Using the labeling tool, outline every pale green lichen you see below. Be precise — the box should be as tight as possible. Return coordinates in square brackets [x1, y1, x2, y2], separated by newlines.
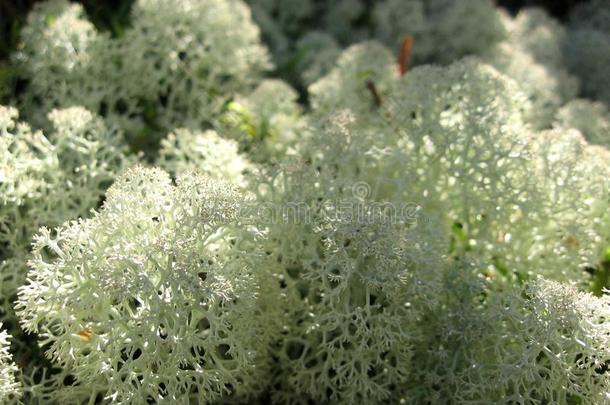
[17, 166, 279, 404]
[0, 325, 21, 404]
[3, 2, 610, 404]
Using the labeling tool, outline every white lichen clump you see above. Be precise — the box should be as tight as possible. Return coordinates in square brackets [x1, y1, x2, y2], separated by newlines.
[118, 0, 271, 133]
[307, 42, 610, 284]
[220, 79, 305, 161]
[0, 105, 129, 341]
[14, 0, 271, 144]
[17, 167, 278, 403]
[12, 0, 109, 129]
[158, 128, 251, 186]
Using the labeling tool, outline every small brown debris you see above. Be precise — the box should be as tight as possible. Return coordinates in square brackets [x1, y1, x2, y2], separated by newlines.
[366, 80, 383, 107]
[77, 328, 93, 342]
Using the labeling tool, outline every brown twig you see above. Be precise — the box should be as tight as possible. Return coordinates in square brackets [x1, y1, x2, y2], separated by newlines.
[398, 36, 414, 76]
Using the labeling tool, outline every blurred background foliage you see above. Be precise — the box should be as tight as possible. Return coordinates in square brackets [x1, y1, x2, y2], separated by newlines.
[0, 0, 590, 63]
